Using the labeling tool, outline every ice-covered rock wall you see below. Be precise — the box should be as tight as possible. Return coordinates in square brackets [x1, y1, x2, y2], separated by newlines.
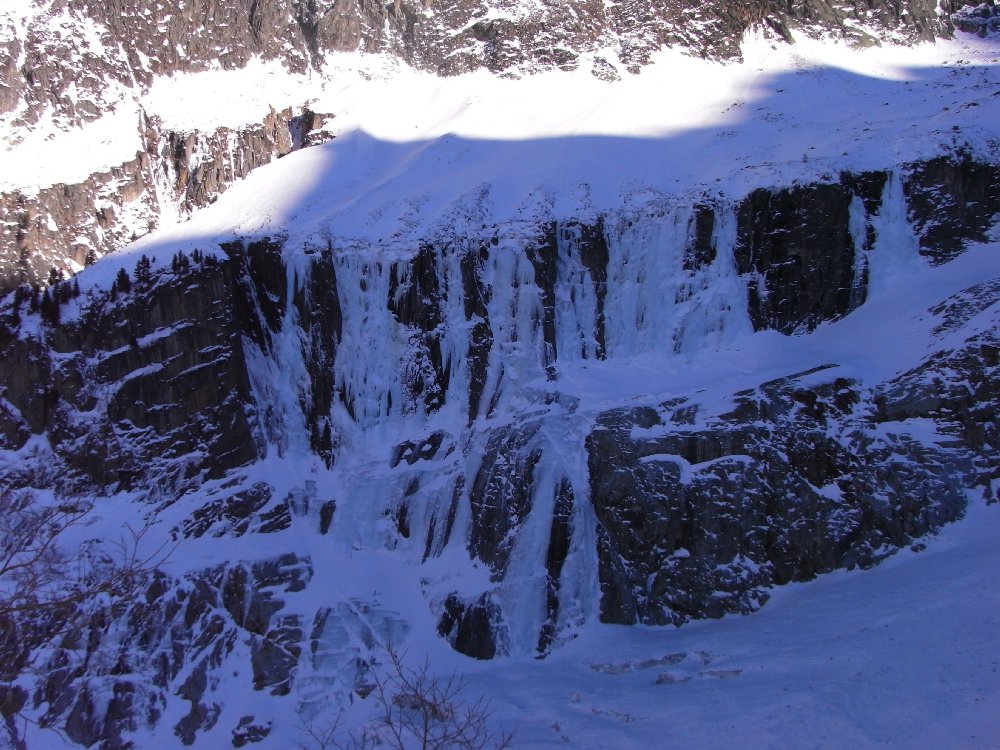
[0, 151, 998, 745]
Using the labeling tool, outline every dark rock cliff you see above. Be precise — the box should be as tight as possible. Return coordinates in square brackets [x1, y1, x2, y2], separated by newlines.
[904, 151, 1000, 263]
[735, 179, 880, 333]
[0, 252, 262, 493]
[586, 366, 971, 626]
[1, 148, 993, 500]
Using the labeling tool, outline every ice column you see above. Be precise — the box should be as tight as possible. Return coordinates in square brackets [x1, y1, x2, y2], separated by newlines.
[554, 222, 603, 362]
[673, 203, 753, 354]
[868, 170, 923, 295]
[603, 205, 694, 359]
[333, 255, 410, 428]
[243, 258, 311, 457]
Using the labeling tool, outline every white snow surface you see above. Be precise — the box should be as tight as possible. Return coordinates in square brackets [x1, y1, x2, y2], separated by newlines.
[133, 31, 1000, 249]
[3, 28, 999, 203]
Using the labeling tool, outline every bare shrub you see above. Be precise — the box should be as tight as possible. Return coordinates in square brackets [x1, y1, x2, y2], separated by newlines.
[0, 486, 170, 744]
[298, 646, 513, 750]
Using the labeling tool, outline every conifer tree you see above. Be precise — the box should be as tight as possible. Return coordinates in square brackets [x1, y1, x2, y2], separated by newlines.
[10, 288, 23, 327]
[17, 249, 31, 285]
[115, 267, 132, 294]
[40, 289, 59, 326]
[134, 255, 152, 287]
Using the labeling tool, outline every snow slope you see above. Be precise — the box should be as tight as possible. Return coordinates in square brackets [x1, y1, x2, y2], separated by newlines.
[4, 29, 999, 203]
[134, 31, 997, 247]
[477, 496, 1000, 750]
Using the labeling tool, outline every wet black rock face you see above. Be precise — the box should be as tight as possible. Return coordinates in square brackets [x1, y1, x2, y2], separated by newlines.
[730, 153, 999, 334]
[437, 592, 504, 660]
[903, 152, 1000, 264]
[586, 366, 972, 626]
[736, 182, 866, 333]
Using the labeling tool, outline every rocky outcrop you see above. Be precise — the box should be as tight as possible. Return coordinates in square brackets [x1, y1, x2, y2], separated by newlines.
[33, 554, 311, 750]
[0, 251, 262, 493]
[586, 367, 970, 626]
[0, 107, 331, 294]
[0, 152, 157, 292]
[157, 108, 298, 218]
[880, 277, 1000, 501]
[735, 178, 882, 333]
[903, 151, 1000, 263]
[949, 1, 1000, 37]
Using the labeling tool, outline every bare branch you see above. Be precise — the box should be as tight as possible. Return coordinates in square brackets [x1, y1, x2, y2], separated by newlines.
[297, 645, 512, 750]
[0, 486, 173, 748]
[362, 645, 513, 750]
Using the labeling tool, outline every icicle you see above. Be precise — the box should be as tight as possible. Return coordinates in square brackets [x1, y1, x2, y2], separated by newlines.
[603, 205, 692, 358]
[242, 251, 311, 457]
[554, 222, 602, 362]
[435, 239, 482, 425]
[674, 202, 753, 354]
[493, 450, 560, 654]
[547, 413, 600, 646]
[333, 256, 410, 428]
[276, 261, 312, 455]
[868, 170, 923, 296]
[491, 411, 600, 656]
[601, 202, 751, 360]
[848, 193, 870, 311]
[474, 237, 549, 417]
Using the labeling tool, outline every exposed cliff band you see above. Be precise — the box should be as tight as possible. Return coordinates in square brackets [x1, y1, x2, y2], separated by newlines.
[0, 107, 336, 293]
